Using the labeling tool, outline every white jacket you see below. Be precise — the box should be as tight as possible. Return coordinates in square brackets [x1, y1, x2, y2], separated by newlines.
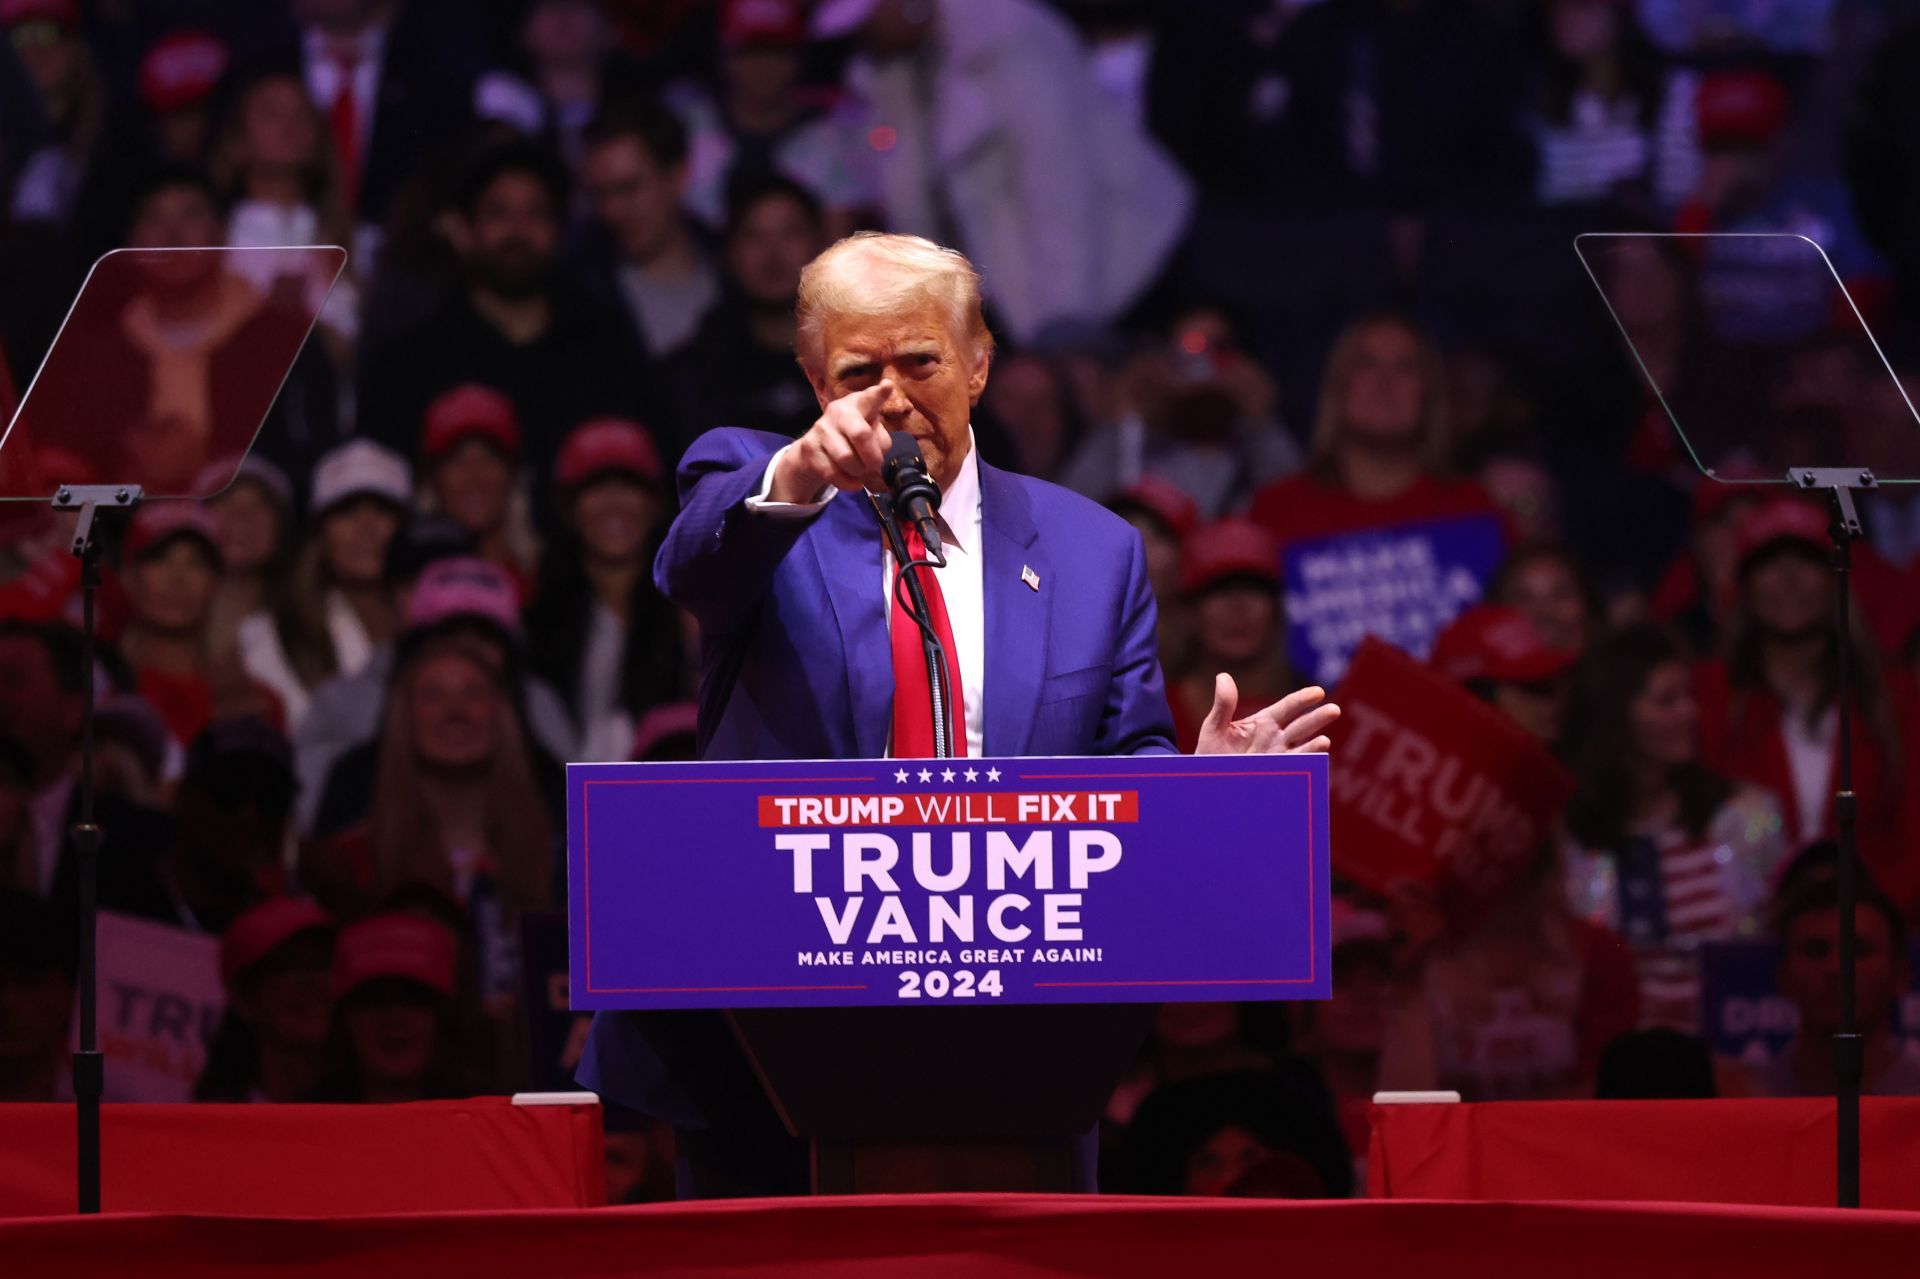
[849, 0, 1193, 344]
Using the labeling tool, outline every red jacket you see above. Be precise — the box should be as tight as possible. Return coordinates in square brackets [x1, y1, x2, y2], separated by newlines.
[1694, 659, 1920, 915]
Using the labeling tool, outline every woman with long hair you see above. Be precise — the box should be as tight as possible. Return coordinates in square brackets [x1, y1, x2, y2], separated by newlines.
[201, 456, 297, 678]
[194, 897, 335, 1103]
[1247, 312, 1500, 553]
[116, 503, 281, 748]
[1564, 623, 1788, 1029]
[524, 418, 689, 759]
[1696, 498, 1920, 914]
[1375, 841, 1640, 1102]
[238, 441, 410, 728]
[1524, 0, 1692, 209]
[211, 61, 360, 359]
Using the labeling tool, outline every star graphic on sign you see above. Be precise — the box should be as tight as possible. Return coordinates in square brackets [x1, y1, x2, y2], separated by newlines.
[941, 768, 956, 782]
[894, 769, 909, 783]
[986, 767, 1002, 782]
[963, 768, 979, 782]
[918, 768, 933, 783]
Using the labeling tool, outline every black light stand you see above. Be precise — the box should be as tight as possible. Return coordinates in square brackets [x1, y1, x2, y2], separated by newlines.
[1791, 466, 1871, 1209]
[52, 482, 142, 1214]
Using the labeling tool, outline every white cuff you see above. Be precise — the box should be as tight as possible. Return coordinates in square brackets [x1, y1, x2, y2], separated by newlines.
[743, 444, 835, 516]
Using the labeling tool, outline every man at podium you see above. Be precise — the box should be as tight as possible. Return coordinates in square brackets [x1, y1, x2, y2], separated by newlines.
[580, 231, 1337, 1194]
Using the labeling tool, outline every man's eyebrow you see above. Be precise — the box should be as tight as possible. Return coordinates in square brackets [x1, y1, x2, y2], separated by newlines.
[832, 357, 878, 378]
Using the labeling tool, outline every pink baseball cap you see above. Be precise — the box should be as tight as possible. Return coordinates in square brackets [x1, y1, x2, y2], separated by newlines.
[332, 913, 458, 999]
[138, 29, 228, 113]
[422, 383, 521, 463]
[220, 897, 334, 988]
[123, 501, 223, 564]
[1430, 605, 1576, 686]
[1181, 519, 1280, 593]
[1735, 495, 1829, 568]
[405, 555, 521, 635]
[555, 418, 663, 490]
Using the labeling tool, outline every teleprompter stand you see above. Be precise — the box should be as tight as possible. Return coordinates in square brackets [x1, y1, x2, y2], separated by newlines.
[1791, 467, 1874, 1209]
[53, 483, 142, 1214]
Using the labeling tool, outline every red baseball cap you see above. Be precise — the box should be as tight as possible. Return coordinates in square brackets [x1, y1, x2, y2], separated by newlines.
[124, 501, 223, 564]
[220, 897, 334, 988]
[1430, 604, 1576, 685]
[1735, 495, 1829, 569]
[722, 0, 806, 48]
[333, 913, 458, 999]
[1696, 69, 1789, 149]
[138, 29, 229, 113]
[1110, 475, 1200, 542]
[555, 418, 664, 490]
[1182, 519, 1280, 594]
[422, 384, 521, 463]
[0, 0, 77, 29]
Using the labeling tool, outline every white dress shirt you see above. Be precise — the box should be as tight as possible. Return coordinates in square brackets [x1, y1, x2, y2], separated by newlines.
[302, 23, 387, 157]
[747, 433, 986, 757]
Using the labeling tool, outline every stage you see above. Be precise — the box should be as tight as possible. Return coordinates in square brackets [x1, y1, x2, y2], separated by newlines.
[1, 1193, 1916, 1278]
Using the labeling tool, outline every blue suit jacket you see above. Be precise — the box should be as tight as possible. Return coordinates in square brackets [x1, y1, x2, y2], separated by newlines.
[578, 429, 1175, 1135]
[659, 427, 1176, 760]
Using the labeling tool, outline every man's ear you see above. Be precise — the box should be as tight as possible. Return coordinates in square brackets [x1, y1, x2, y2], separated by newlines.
[967, 341, 993, 406]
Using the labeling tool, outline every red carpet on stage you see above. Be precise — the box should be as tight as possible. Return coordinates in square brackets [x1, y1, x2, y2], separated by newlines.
[1369, 1097, 1920, 1209]
[0, 1194, 1917, 1279]
[0, 1099, 605, 1218]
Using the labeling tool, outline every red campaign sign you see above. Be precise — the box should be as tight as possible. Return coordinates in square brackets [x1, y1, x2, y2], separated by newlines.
[1327, 636, 1574, 902]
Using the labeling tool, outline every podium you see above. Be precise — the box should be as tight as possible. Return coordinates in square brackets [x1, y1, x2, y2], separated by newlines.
[568, 754, 1330, 1194]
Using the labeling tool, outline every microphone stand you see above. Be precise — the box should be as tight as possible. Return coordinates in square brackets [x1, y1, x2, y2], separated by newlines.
[1792, 466, 1870, 1209]
[870, 496, 956, 758]
[53, 482, 142, 1214]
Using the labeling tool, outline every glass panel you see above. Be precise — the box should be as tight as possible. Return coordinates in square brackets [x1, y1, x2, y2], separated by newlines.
[1574, 232, 1920, 484]
[0, 246, 347, 500]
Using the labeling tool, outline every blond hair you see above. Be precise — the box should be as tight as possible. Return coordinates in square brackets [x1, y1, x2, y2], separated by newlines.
[1307, 312, 1452, 476]
[795, 232, 992, 376]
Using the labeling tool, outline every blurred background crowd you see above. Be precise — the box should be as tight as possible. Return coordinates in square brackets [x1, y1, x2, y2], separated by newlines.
[4, 0, 1920, 1205]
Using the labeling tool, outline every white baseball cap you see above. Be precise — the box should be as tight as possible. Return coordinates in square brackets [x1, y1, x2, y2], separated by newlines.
[310, 440, 412, 516]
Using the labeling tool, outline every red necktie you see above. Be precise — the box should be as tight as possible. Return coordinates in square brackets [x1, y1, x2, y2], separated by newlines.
[328, 49, 362, 216]
[890, 522, 967, 758]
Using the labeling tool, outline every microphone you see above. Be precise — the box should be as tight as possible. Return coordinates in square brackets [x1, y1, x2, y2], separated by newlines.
[882, 431, 944, 562]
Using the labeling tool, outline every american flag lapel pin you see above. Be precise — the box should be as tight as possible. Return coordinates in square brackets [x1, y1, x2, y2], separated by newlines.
[1021, 564, 1041, 592]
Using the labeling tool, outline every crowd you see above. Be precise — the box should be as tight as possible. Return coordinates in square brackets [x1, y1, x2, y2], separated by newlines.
[3, 0, 1920, 1204]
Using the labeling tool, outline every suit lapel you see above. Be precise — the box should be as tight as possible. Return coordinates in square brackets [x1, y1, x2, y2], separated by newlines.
[811, 495, 891, 759]
[980, 464, 1047, 757]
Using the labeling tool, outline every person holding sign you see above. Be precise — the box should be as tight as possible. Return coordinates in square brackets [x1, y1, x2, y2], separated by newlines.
[582, 231, 1337, 1195]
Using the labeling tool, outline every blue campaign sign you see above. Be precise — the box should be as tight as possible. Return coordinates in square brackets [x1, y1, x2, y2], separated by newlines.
[1282, 513, 1506, 687]
[1699, 940, 1920, 1070]
[567, 755, 1330, 1010]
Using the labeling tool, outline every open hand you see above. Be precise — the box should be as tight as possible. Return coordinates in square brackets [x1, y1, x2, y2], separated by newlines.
[1193, 674, 1340, 755]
